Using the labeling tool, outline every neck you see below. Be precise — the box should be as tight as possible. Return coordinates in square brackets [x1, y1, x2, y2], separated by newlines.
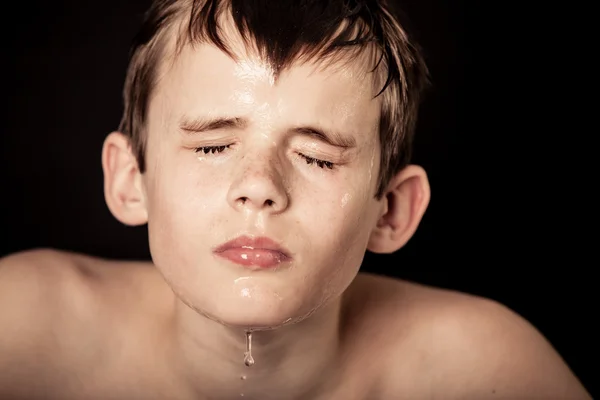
[171, 297, 346, 399]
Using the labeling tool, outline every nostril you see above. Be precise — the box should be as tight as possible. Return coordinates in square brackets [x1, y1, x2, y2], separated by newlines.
[265, 200, 274, 207]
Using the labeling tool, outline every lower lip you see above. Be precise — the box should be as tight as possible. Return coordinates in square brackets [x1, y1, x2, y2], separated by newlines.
[214, 248, 291, 268]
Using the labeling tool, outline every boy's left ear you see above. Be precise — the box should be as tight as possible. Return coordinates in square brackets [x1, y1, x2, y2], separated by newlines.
[367, 165, 430, 253]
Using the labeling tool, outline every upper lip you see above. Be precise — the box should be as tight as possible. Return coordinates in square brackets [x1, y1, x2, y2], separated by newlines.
[214, 235, 291, 257]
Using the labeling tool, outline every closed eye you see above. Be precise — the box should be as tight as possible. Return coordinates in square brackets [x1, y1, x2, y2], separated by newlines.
[298, 153, 335, 170]
[194, 145, 335, 170]
[194, 145, 232, 154]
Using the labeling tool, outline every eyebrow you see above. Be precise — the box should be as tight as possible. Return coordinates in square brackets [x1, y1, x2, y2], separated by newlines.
[179, 116, 357, 149]
[290, 126, 357, 149]
[179, 116, 247, 133]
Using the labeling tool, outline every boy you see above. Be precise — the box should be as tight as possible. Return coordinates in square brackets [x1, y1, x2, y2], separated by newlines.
[0, 0, 591, 398]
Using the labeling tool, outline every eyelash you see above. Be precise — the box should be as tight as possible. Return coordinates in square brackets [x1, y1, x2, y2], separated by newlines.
[194, 145, 232, 154]
[193, 145, 335, 170]
[298, 154, 335, 169]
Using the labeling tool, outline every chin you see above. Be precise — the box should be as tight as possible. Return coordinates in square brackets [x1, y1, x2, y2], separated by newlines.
[177, 284, 321, 331]
[209, 295, 310, 330]
[156, 254, 334, 330]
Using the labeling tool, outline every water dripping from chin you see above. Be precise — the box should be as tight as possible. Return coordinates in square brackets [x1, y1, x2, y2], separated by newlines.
[243, 330, 255, 366]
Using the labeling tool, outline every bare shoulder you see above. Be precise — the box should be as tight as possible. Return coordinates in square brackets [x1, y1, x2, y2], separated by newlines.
[0, 248, 96, 334]
[0, 247, 166, 339]
[0, 248, 167, 396]
[349, 273, 591, 399]
[0, 247, 157, 318]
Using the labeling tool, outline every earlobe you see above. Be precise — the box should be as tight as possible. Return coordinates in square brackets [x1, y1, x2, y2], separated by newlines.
[367, 165, 430, 253]
[101, 132, 148, 226]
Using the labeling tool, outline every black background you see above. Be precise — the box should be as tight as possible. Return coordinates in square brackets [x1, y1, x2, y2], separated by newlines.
[1, 0, 595, 396]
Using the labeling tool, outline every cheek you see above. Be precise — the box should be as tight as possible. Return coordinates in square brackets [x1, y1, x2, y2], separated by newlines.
[329, 196, 375, 256]
[148, 150, 224, 208]
[293, 197, 373, 308]
[299, 183, 377, 273]
[144, 155, 229, 250]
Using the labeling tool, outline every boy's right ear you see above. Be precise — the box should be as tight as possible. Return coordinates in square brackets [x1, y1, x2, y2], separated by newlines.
[101, 132, 148, 226]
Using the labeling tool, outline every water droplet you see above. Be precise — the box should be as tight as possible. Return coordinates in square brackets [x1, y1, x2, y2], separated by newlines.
[244, 330, 255, 367]
[240, 375, 247, 380]
[244, 353, 255, 366]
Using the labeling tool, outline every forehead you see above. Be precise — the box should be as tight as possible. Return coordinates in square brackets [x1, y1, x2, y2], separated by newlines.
[150, 38, 381, 137]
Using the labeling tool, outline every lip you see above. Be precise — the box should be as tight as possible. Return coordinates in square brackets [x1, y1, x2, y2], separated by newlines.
[213, 236, 292, 269]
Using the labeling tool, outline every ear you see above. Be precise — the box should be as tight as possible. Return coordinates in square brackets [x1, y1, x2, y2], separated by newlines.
[367, 165, 430, 253]
[101, 132, 148, 226]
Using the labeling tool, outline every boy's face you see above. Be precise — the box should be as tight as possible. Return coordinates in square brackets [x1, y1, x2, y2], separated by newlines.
[140, 42, 385, 328]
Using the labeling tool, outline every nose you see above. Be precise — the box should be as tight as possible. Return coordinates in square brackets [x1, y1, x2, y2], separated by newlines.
[227, 152, 289, 214]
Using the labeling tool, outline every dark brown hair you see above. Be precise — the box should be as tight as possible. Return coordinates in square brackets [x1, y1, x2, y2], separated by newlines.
[119, 0, 429, 198]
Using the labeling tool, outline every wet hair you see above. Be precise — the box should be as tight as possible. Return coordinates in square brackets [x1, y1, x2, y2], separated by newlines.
[119, 0, 429, 198]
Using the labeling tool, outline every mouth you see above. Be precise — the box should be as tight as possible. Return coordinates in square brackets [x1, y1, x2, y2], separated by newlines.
[213, 235, 292, 269]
